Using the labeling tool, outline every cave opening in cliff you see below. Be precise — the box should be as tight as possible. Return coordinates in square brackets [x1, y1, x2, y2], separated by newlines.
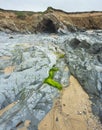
[40, 19, 57, 33]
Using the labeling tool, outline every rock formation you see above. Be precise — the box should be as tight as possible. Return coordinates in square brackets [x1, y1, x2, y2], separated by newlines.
[56, 30, 102, 121]
[0, 7, 102, 33]
[0, 7, 102, 130]
[0, 38, 69, 130]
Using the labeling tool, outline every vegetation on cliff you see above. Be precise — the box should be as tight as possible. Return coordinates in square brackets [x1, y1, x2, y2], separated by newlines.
[0, 7, 102, 33]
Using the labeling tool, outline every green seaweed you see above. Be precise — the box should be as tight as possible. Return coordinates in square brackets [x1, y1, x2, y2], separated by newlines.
[54, 52, 65, 59]
[49, 67, 59, 78]
[59, 53, 65, 58]
[44, 67, 62, 90]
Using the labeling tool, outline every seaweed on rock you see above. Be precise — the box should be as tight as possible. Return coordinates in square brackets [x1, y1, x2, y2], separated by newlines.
[44, 67, 62, 90]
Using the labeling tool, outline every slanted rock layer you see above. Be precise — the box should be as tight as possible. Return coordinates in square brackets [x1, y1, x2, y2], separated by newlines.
[0, 7, 102, 33]
[0, 40, 69, 130]
[0, 7, 102, 129]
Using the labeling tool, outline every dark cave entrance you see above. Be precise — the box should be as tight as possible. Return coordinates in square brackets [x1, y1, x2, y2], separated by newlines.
[40, 19, 57, 33]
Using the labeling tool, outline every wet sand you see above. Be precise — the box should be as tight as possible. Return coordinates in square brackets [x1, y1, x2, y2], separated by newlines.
[39, 76, 102, 130]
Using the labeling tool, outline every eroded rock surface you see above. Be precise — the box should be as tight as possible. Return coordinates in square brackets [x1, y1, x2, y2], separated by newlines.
[0, 41, 69, 130]
[0, 30, 102, 129]
[0, 8, 102, 33]
[56, 30, 102, 121]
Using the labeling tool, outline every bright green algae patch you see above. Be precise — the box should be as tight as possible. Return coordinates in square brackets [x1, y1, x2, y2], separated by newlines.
[44, 67, 62, 90]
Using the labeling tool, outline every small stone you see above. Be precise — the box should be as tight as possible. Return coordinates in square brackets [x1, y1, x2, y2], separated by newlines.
[56, 117, 59, 122]
[77, 111, 82, 115]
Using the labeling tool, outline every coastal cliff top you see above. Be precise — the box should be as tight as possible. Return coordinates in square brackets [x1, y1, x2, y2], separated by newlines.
[0, 7, 102, 33]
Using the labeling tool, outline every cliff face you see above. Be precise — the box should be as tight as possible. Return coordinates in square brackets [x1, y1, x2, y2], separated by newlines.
[0, 8, 102, 33]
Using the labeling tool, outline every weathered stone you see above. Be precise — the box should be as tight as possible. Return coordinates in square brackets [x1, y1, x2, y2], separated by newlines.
[0, 30, 102, 129]
[0, 41, 70, 130]
[58, 33, 102, 121]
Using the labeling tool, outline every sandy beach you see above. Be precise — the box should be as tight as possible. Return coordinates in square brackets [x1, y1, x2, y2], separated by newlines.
[39, 76, 102, 130]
